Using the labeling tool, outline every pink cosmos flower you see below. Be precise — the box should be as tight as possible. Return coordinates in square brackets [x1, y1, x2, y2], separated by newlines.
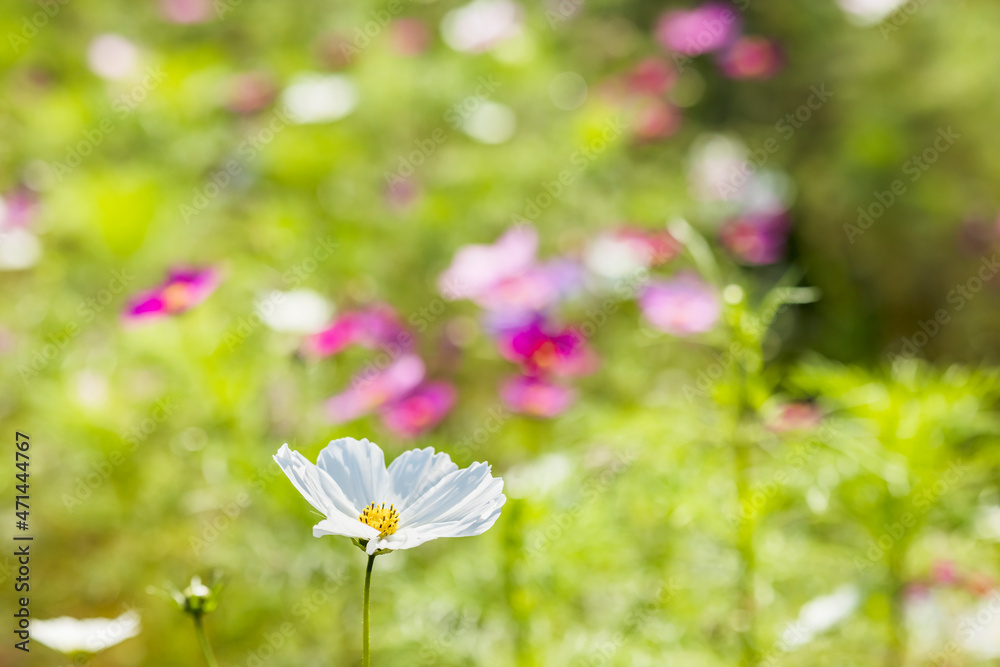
[494, 315, 596, 377]
[123, 267, 220, 323]
[379, 381, 457, 438]
[159, 0, 212, 23]
[390, 18, 432, 56]
[632, 98, 682, 142]
[501, 375, 576, 418]
[719, 213, 790, 265]
[326, 355, 425, 424]
[474, 259, 584, 313]
[639, 273, 721, 336]
[718, 36, 784, 80]
[304, 305, 412, 358]
[625, 58, 678, 97]
[438, 225, 538, 302]
[1, 188, 39, 229]
[226, 72, 277, 114]
[768, 402, 823, 433]
[655, 2, 741, 56]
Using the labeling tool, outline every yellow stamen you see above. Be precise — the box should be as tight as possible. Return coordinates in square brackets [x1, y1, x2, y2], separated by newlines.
[358, 502, 399, 538]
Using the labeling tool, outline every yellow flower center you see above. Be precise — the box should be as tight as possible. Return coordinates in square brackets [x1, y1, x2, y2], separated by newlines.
[359, 502, 399, 537]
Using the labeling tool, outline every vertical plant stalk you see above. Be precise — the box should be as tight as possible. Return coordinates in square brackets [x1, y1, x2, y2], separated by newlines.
[363, 554, 376, 667]
[729, 318, 758, 667]
[884, 498, 910, 667]
[193, 615, 219, 667]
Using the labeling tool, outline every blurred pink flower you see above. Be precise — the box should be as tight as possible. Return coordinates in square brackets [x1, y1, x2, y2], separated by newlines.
[501, 375, 575, 418]
[391, 18, 432, 56]
[632, 98, 682, 141]
[720, 213, 790, 265]
[326, 354, 425, 424]
[123, 267, 220, 323]
[438, 225, 538, 301]
[379, 381, 457, 437]
[474, 259, 584, 313]
[226, 72, 277, 114]
[585, 226, 680, 279]
[494, 316, 596, 377]
[1, 188, 39, 229]
[625, 58, 677, 97]
[639, 273, 721, 336]
[718, 36, 784, 80]
[655, 2, 741, 56]
[931, 560, 958, 586]
[159, 0, 212, 24]
[768, 402, 822, 433]
[304, 305, 411, 358]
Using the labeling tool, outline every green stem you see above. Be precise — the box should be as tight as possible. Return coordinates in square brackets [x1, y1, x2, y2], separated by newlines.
[193, 615, 219, 667]
[363, 554, 376, 667]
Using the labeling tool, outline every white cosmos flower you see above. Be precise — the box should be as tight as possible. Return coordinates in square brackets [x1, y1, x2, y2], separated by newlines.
[274, 438, 505, 555]
[32, 611, 141, 655]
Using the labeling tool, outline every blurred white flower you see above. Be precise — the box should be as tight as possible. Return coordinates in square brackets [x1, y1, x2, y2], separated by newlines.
[441, 0, 523, 53]
[259, 289, 334, 334]
[687, 134, 748, 202]
[837, 0, 908, 24]
[0, 229, 42, 270]
[87, 34, 141, 80]
[32, 611, 141, 655]
[282, 74, 358, 124]
[958, 592, 1000, 659]
[504, 453, 573, 499]
[462, 101, 517, 144]
[975, 504, 1000, 541]
[274, 437, 505, 554]
[781, 585, 860, 649]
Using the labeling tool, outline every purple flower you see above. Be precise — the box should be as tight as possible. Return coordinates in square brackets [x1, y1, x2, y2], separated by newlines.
[639, 273, 721, 336]
[717, 36, 784, 80]
[493, 315, 596, 377]
[655, 2, 741, 56]
[379, 381, 457, 438]
[719, 213, 790, 265]
[304, 305, 411, 358]
[326, 355, 425, 424]
[123, 267, 220, 323]
[500, 375, 575, 418]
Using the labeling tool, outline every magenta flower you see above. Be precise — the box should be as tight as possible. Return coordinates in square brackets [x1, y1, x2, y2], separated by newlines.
[305, 305, 411, 358]
[326, 355, 425, 424]
[639, 273, 721, 336]
[718, 36, 784, 80]
[438, 225, 538, 302]
[719, 213, 790, 265]
[501, 375, 575, 418]
[123, 267, 220, 323]
[494, 316, 596, 377]
[379, 381, 457, 438]
[655, 2, 741, 56]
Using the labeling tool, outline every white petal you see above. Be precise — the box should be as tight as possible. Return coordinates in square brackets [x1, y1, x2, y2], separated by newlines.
[401, 462, 506, 529]
[313, 515, 379, 541]
[315, 437, 390, 509]
[383, 501, 504, 551]
[386, 447, 459, 510]
[273, 444, 361, 518]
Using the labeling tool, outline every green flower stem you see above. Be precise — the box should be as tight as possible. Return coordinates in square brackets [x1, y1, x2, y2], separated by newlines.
[193, 615, 219, 667]
[363, 553, 376, 667]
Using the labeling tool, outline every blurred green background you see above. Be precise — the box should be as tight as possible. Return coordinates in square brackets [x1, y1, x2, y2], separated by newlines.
[3, 0, 1000, 665]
